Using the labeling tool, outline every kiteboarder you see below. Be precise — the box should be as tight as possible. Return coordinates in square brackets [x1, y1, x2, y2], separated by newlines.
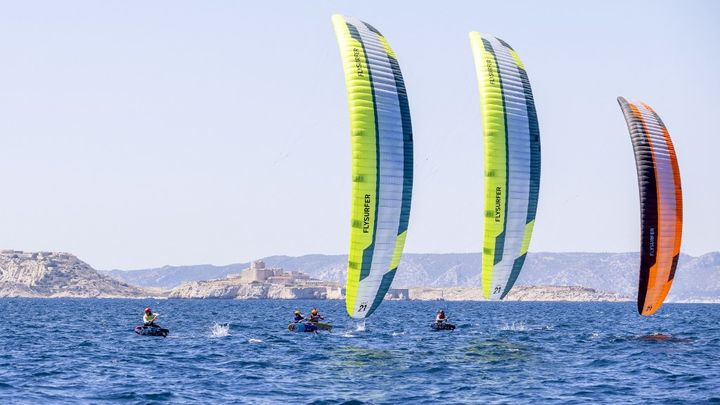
[430, 309, 455, 331]
[292, 310, 305, 323]
[308, 308, 324, 323]
[143, 307, 160, 327]
[435, 310, 448, 325]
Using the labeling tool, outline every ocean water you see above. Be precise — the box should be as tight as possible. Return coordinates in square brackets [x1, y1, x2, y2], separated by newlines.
[1, 299, 719, 404]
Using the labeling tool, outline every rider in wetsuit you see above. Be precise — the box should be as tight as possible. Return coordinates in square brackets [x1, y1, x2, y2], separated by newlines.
[435, 310, 448, 325]
[143, 307, 160, 327]
[308, 308, 324, 323]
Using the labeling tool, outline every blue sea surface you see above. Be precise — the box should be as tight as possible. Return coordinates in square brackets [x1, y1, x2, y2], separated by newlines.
[0, 299, 719, 404]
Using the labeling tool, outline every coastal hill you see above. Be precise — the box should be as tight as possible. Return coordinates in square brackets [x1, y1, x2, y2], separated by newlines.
[103, 252, 720, 302]
[0, 250, 146, 298]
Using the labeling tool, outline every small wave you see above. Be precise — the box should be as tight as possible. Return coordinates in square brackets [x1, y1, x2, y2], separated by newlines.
[248, 338, 263, 344]
[210, 323, 230, 338]
[354, 320, 366, 332]
[500, 321, 527, 332]
[392, 331, 406, 336]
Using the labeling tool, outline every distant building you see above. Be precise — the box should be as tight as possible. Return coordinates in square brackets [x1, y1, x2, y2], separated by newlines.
[226, 260, 314, 285]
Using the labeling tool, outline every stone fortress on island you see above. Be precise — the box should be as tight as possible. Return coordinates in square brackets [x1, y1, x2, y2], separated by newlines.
[167, 259, 334, 299]
[168, 259, 410, 300]
[226, 260, 311, 285]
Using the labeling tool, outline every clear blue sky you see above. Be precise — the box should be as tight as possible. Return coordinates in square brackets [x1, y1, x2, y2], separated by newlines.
[0, 1, 717, 269]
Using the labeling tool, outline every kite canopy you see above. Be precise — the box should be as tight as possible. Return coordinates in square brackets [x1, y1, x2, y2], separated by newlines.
[332, 15, 413, 319]
[618, 97, 683, 316]
[469, 33, 541, 300]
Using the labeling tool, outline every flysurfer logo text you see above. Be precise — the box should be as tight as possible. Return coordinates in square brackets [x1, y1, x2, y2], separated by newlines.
[363, 194, 371, 233]
[486, 58, 495, 85]
[494, 187, 502, 222]
[353, 48, 364, 77]
[648, 227, 655, 257]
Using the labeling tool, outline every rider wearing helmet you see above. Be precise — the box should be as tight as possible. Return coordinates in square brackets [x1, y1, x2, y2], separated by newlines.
[143, 307, 160, 326]
[308, 308, 324, 323]
[293, 310, 305, 323]
[435, 310, 447, 324]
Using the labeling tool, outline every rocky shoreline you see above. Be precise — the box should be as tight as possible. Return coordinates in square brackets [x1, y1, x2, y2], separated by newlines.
[1, 250, 714, 303]
[406, 285, 628, 302]
[167, 279, 345, 300]
[166, 277, 628, 302]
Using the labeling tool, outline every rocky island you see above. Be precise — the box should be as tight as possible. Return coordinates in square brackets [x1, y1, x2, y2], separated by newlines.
[167, 260, 628, 302]
[168, 260, 347, 299]
[0, 250, 147, 298]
